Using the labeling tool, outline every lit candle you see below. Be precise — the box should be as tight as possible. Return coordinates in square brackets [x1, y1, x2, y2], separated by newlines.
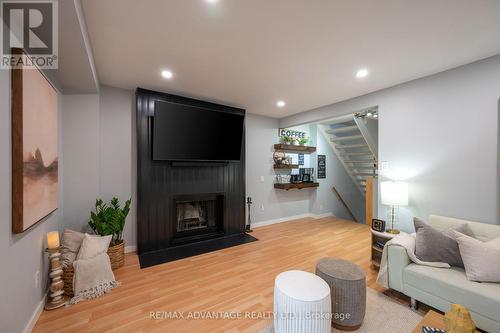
[47, 231, 60, 249]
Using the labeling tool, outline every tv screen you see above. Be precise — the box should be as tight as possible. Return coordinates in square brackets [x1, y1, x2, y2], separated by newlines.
[153, 101, 244, 161]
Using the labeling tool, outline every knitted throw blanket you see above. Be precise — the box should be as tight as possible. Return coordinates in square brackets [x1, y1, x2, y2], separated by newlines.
[70, 253, 120, 304]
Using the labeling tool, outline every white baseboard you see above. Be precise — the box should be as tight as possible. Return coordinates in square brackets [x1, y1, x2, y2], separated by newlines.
[125, 245, 137, 253]
[252, 212, 334, 229]
[24, 292, 47, 333]
[310, 212, 335, 219]
[251, 213, 311, 228]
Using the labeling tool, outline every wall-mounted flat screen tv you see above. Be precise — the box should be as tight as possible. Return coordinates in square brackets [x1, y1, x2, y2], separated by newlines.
[153, 100, 244, 161]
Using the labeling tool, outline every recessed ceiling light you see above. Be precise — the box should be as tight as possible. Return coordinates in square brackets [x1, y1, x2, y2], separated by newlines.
[366, 112, 373, 117]
[356, 68, 368, 78]
[277, 100, 286, 108]
[161, 70, 173, 79]
[206, 0, 219, 3]
[373, 114, 378, 118]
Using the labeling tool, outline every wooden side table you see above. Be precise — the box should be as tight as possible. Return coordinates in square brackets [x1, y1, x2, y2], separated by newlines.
[370, 229, 396, 269]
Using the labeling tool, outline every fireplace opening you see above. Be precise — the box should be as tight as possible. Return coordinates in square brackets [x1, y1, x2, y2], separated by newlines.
[173, 194, 224, 245]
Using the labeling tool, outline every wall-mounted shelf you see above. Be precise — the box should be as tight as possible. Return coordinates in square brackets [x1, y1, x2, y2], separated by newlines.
[273, 164, 299, 169]
[274, 182, 319, 190]
[274, 144, 316, 154]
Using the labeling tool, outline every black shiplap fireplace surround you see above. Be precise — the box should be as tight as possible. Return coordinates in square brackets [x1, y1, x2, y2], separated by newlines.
[136, 88, 256, 268]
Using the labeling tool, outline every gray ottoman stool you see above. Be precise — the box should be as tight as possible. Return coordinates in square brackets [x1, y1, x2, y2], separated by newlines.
[315, 258, 366, 331]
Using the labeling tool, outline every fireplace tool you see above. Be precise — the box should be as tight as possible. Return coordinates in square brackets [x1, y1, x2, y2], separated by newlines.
[246, 196, 253, 232]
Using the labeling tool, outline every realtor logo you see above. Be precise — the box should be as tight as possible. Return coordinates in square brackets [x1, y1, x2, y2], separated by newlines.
[1, 0, 58, 69]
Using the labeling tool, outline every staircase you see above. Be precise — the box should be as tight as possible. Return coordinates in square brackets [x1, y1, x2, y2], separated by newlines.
[319, 112, 378, 193]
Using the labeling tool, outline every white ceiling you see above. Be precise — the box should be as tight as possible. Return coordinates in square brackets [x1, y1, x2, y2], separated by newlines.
[81, 0, 500, 117]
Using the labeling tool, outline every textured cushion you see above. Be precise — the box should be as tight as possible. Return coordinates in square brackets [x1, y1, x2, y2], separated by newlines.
[455, 232, 500, 282]
[414, 218, 474, 267]
[77, 234, 112, 260]
[60, 229, 85, 268]
[403, 264, 500, 322]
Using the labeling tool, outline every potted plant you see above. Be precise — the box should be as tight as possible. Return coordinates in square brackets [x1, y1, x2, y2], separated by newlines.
[89, 197, 131, 269]
[292, 137, 300, 145]
[299, 137, 308, 146]
[282, 136, 293, 145]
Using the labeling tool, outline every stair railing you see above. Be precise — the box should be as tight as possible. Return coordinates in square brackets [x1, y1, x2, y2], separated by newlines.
[332, 186, 358, 222]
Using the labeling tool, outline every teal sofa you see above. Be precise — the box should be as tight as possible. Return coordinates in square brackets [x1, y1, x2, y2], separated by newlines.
[387, 215, 500, 333]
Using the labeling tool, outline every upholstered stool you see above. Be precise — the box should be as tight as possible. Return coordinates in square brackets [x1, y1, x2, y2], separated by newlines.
[316, 258, 366, 331]
[274, 270, 331, 333]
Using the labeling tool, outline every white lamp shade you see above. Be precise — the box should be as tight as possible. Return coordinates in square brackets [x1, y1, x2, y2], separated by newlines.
[381, 181, 408, 206]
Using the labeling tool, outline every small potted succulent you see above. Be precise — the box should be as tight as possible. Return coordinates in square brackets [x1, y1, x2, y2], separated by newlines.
[282, 136, 293, 145]
[89, 197, 131, 269]
[299, 137, 308, 146]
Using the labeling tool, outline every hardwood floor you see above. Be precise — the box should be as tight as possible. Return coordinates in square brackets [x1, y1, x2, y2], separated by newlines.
[33, 217, 381, 333]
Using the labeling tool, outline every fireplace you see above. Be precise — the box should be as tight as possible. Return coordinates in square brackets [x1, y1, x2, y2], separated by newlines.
[172, 194, 224, 245]
[137, 88, 257, 268]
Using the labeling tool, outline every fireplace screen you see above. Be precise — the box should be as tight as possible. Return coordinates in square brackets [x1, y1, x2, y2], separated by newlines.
[176, 199, 217, 232]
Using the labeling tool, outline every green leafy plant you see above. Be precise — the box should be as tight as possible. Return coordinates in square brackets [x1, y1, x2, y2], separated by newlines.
[282, 136, 293, 144]
[298, 137, 308, 145]
[88, 197, 131, 245]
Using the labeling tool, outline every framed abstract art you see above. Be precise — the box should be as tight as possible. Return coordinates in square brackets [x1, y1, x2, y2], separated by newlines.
[12, 48, 59, 233]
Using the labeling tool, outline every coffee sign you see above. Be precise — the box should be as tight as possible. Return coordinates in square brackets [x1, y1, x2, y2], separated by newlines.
[278, 128, 306, 139]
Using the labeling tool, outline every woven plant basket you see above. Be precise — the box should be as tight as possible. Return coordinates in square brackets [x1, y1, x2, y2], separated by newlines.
[107, 241, 125, 270]
[62, 266, 74, 297]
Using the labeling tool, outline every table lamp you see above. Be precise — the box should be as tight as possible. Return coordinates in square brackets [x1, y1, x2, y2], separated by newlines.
[380, 181, 408, 234]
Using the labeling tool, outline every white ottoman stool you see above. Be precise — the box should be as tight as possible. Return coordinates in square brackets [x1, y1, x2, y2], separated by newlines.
[274, 270, 331, 333]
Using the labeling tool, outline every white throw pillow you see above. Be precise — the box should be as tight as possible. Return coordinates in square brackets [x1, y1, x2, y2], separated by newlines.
[60, 229, 85, 268]
[76, 234, 112, 260]
[455, 232, 500, 282]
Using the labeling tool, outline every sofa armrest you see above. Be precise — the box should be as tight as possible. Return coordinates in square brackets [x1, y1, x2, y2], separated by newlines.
[387, 245, 411, 292]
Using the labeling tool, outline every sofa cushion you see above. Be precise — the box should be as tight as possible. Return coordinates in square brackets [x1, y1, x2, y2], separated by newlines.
[403, 263, 500, 322]
[455, 232, 500, 282]
[414, 218, 474, 267]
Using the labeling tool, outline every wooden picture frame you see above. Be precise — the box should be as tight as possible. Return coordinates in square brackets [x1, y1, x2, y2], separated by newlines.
[12, 48, 59, 233]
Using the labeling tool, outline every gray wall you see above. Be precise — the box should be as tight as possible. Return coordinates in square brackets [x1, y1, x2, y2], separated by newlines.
[99, 86, 136, 247]
[61, 94, 100, 232]
[60, 87, 136, 247]
[0, 70, 61, 333]
[281, 55, 500, 232]
[245, 114, 311, 223]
